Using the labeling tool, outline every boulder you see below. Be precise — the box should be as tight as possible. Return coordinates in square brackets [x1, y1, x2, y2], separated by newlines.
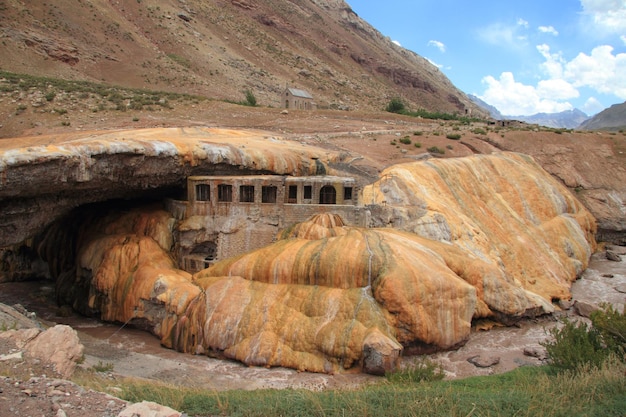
[574, 300, 598, 318]
[24, 325, 84, 378]
[606, 250, 622, 262]
[117, 401, 182, 417]
[467, 355, 500, 368]
[361, 328, 403, 376]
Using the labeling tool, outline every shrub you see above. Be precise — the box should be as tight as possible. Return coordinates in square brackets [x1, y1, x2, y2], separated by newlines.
[386, 358, 445, 383]
[446, 133, 461, 140]
[591, 304, 626, 357]
[45, 91, 56, 102]
[244, 89, 257, 107]
[472, 128, 487, 135]
[413, 131, 423, 136]
[414, 142, 422, 148]
[543, 319, 606, 370]
[427, 146, 445, 154]
[542, 305, 626, 372]
[385, 97, 405, 114]
[399, 136, 411, 145]
[93, 361, 114, 372]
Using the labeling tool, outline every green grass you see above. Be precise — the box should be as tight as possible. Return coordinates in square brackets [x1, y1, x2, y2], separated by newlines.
[72, 359, 625, 417]
[0, 70, 206, 110]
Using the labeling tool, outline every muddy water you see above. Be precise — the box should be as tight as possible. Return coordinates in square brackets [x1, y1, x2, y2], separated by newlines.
[1, 250, 624, 390]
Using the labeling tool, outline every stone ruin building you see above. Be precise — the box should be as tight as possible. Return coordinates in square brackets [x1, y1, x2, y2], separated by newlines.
[282, 87, 316, 110]
[167, 175, 368, 273]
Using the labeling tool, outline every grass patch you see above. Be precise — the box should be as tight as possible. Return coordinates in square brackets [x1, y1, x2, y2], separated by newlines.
[0, 70, 206, 112]
[72, 361, 626, 416]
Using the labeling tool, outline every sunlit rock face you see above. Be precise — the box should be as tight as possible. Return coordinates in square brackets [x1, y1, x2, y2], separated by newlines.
[363, 152, 597, 310]
[35, 152, 596, 375]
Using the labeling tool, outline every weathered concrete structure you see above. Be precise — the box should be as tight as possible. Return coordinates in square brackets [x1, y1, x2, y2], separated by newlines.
[170, 175, 368, 272]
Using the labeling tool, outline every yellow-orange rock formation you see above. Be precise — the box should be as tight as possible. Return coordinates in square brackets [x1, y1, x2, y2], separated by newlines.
[45, 152, 595, 375]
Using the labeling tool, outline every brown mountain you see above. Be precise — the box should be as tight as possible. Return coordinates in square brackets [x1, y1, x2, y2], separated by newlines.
[579, 101, 626, 131]
[0, 0, 484, 115]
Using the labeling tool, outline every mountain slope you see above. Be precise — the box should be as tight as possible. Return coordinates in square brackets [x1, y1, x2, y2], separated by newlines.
[579, 101, 626, 130]
[0, 0, 485, 115]
[468, 94, 503, 119]
[512, 109, 588, 129]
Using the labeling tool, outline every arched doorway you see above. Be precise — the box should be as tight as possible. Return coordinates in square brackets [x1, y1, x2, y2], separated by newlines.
[319, 185, 336, 204]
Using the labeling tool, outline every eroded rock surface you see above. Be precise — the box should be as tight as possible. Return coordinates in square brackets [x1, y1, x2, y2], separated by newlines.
[29, 152, 595, 374]
[0, 127, 345, 248]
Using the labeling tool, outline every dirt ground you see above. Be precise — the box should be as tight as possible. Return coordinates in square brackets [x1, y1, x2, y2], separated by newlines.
[1, 249, 624, 417]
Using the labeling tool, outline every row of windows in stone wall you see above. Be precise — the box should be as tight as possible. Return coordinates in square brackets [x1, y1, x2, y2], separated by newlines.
[195, 184, 279, 203]
[195, 183, 353, 205]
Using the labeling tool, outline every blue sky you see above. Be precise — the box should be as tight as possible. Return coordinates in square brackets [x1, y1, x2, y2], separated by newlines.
[346, 0, 626, 116]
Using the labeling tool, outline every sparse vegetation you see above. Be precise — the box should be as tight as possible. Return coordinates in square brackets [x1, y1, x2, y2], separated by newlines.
[92, 361, 114, 373]
[0, 70, 205, 117]
[385, 97, 405, 113]
[384, 99, 482, 123]
[542, 304, 625, 371]
[399, 136, 411, 145]
[385, 358, 445, 383]
[446, 133, 461, 140]
[427, 146, 445, 154]
[72, 360, 626, 416]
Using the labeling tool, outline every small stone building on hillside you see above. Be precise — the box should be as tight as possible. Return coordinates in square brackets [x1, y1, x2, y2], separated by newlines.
[283, 88, 316, 110]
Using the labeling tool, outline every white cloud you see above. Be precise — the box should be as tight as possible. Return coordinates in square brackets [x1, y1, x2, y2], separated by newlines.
[392, 40, 402, 47]
[621, 34, 626, 44]
[538, 25, 559, 36]
[537, 79, 579, 100]
[580, 0, 626, 35]
[479, 72, 574, 116]
[582, 96, 605, 115]
[536, 44, 626, 100]
[537, 44, 565, 78]
[477, 21, 528, 48]
[564, 45, 626, 99]
[427, 40, 446, 53]
[517, 18, 529, 28]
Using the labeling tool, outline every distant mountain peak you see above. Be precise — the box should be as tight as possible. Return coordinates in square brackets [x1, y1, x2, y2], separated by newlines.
[579, 101, 626, 131]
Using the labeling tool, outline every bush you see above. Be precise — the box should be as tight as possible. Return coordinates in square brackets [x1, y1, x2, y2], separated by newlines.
[399, 136, 411, 145]
[446, 133, 461, 140]
[591, 304, 626, 357]
[542, 305, 626, 371]
[386, 358, 445, 383]
[385, 97, 405, 114]
[427, 146, 445, 154]
[244, 89, 257, 107]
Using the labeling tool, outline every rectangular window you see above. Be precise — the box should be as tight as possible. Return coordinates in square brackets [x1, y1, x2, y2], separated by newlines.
[195, 184, 210, 201]
[262, 186, 277, 203]
[239, 185, 255, 203]
[218, 184, 232, 202]
[287, 185, 298, 203]
[344, 187, 353, 201]
[303, 185, 312, 200]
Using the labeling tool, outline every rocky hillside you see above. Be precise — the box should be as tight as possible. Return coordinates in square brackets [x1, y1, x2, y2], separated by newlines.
[0, 0, 484, 115]
[580, 101, 626, 131]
